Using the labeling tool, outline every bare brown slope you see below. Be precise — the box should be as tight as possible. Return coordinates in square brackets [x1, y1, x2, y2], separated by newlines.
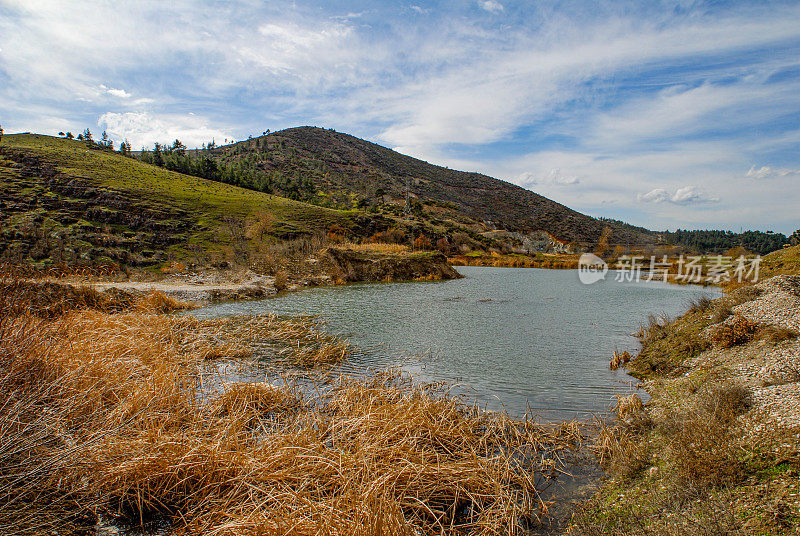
[213, 127, 656, 247]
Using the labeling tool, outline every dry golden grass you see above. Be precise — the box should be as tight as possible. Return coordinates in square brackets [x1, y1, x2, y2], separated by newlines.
[0, 278, 194, 318]
[340, 242, 410, 254]
[609, 350, 631, 370]
[448, 253, 579, 270]
[0, 278, 578, 534]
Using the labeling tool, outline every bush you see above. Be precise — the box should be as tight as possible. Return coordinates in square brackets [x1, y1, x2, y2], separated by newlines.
[666, 383, 750, 486]
[413, 234, 432, 250]
[274, 270, 288, 291]
[710, 315, 759, 348]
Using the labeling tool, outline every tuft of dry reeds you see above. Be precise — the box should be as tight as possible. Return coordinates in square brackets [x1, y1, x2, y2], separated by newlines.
[613, 393, 645, 423]
[609, 350, 632, 370]
[756, 324, 799, 344]
[206, 313, 353, 368]
[133, 290, 196, 314]
[0, 277, 578, 535]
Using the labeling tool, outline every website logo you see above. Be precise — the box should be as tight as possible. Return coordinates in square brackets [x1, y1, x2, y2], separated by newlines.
[578, 253, 608, 284]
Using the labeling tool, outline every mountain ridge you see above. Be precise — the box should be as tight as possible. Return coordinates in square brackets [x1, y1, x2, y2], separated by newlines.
[209, 126, 656, 247]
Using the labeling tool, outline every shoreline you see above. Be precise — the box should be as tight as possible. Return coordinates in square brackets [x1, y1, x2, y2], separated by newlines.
[572, 274, 800, 534]
[3, 265, 797, 533]
[0, 278, 583, 534]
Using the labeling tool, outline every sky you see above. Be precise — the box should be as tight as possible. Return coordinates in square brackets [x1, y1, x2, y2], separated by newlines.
[1, 0, 799, 234]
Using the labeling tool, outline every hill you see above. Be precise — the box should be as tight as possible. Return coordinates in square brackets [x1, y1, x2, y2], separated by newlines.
[0, 134, 354, 270]
[0, 134, 528, 276]
[762, 243, 800, 277]
[208, 126, 656, 247]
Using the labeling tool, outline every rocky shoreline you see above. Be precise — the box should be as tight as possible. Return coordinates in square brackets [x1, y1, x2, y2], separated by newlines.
[573, 274, 800, 534]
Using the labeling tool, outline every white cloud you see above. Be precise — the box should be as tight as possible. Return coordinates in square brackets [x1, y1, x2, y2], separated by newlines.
[670, 185, 720, 205]
[478, 1, 504, 14]
[637, 188, 671, 203]
[373, 8, 800, 152]
[409, 5, 429, 15]
[746, 165, 800, 179]
[106, 88, 131, 99]
[638, 186, 719, 205]
[517, 168, 579, 186]
[98, 111, 230, 149]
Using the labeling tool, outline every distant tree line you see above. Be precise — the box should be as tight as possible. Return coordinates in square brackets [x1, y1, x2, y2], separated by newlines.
[59, 128, 115, 151]
[662, 229, 788, 255]
[135, 139, 319, 201]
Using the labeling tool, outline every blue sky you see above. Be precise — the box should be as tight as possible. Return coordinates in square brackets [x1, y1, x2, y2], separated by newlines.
[1, 0, 799, 234]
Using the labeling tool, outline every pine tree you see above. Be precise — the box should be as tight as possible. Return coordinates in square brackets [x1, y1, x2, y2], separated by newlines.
[152, 143, 164, 167]
[100, 131, 112, 148]
[171, 139, 186, 156]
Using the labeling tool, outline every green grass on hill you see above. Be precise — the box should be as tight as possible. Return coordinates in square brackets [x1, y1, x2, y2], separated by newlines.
[762, 244, 800, 277]
[0, 134, 355, 269]
[5, 134, 352, 231]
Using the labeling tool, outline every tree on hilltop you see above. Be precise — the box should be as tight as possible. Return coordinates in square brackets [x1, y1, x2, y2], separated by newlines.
[171, 139, 186, 156]
[100, 131, 113, 149]
[152, 142, 164, 167]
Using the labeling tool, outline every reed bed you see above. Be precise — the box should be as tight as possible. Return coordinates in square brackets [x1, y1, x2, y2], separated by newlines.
[0, 278, 195, 317]
[608, 350, 631, 370]
[204, 314, 352, 368]
[0, 279, 579, 534]
[339, 242, 410, 254]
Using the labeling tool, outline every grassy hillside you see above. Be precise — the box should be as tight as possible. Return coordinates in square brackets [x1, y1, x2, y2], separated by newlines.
[762, 244, 800, 277]
[0, 134, 532, 274]
[0, 134, 354, 269]
[210, 126, 656, 247]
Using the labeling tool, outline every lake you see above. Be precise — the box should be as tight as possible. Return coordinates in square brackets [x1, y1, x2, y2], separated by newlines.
[191, 266, 719, 420]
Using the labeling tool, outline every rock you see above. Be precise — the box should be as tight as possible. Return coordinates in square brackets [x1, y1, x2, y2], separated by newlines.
[321, 248, 462, 283]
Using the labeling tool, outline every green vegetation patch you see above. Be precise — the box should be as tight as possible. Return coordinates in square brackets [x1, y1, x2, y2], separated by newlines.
[0, 134, 356, 269]
[628, 309, 713, 378]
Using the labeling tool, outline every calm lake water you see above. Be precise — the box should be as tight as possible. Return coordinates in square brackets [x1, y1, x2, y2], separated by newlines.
[192, 266, 719, 420]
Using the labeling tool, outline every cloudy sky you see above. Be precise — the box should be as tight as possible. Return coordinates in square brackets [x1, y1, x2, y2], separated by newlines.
[1, 1, 798, 233]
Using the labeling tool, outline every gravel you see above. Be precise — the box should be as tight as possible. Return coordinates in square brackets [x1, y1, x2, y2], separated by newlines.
[691, 276, 800, 433]
[730, 276, 800, 432]
[734, 275, 800, 331]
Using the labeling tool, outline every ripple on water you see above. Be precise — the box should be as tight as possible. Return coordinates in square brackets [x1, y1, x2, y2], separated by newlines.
[191, 267, 719, 419]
